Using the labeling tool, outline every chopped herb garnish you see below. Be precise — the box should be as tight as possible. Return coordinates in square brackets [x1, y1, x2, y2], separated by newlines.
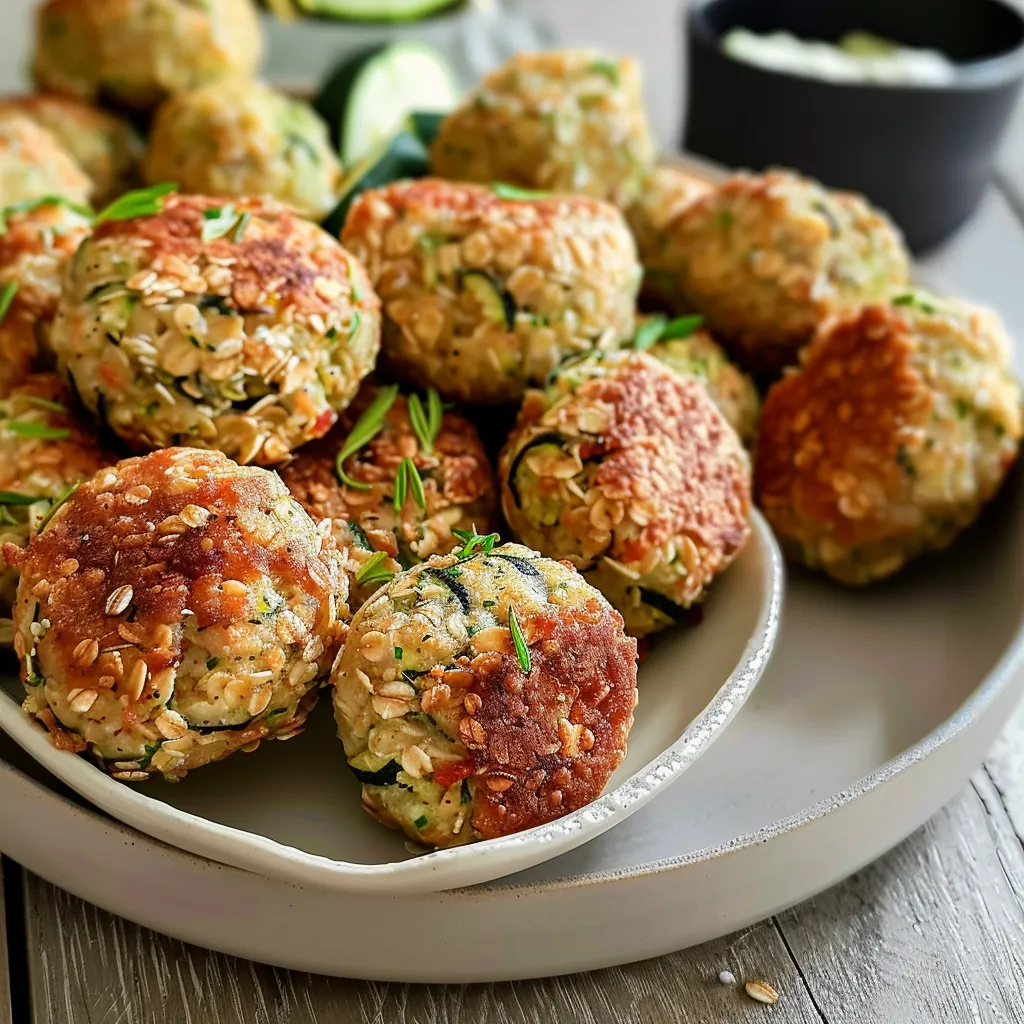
[335, 383, 399, 490]
[349, 261, 364, 302]
[413, 814, 429, 830]
[206, 657, 220, 670]
[201, 204, 239, 242]
[587, 59, 620, 83]
[492, 182, 551, 201]
[893, 293, 936, 314]
[954, 397, 970, 419]
[715, 210, 734, 230]
[393, 457, 426, 513]
[94, 182, 177, 225]
[452, 528, 500, 559]
[36, 482, 78, 533]
[460, 779, 472, 804]
[0, 195, 93, 236]
[231, 210, 252, 243]
[482, 600, 496, 609]
[394, 646, 403, 660]
[21, 395, 67, 413]
[508, 607, 531, 674]
[633, 314, 666, 351]
[5, 420, 70, 440]
[896, 445, 917, 479]
[0, 490, 44, 505]
[0, 281, 18, 322]
[661, 314, 705, 340]
[355, 550, 395, 587]
[407, 387, 443, 455]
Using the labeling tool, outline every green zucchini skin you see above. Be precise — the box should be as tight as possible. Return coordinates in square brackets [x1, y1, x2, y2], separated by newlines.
[322, 130, 429, 236]
[349, 759, 402, 786]
[504, 432, 568, 508]
[295, 0, 460, 22]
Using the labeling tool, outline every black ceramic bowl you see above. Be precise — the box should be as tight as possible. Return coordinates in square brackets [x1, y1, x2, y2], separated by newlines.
[683, 0, 1024, 251]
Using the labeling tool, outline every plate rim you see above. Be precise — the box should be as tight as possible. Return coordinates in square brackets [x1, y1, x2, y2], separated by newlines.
[0, 512, 783, 894]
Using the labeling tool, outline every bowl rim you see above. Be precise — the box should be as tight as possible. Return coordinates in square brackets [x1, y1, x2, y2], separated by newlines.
[0, 511, 784, 895]
[687, 0, 1024, 91]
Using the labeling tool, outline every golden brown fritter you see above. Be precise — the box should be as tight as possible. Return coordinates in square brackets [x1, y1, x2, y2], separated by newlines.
[755, 295, 1022, 583]
[647, 169, 910, 374]
[500, 351, 752, 636]
[7, 447, 348, 775]
[342, 178, 640, 404]
[332, 542, 637, 847]
[51, 193, 381, 464]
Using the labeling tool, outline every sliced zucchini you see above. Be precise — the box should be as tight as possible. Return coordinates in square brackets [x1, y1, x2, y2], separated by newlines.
[296, 0, 459, 21]
[321, 129, 428, 235]
[314, 42, 458, 165]
[349, 754, 402, 786]
[461, 271, 516, 329]
[408, 110, 445, 148]
[639, 587, 683, 623]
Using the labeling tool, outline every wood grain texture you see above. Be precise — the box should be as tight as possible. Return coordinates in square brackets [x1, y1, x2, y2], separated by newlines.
[22, 875, 827, 1024]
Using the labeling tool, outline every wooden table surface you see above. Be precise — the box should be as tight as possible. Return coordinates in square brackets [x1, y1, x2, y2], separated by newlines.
[3, 2, 1024, 1021]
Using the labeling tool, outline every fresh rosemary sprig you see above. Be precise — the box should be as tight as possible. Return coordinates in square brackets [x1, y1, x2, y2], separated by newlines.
[355, 550, 395, 587]
[407, 387, 444, 455]
[335, 384, 400, 490]
[508, 606, 531, 673]
[94, 182, 177, 225]
[393, 457, 426, 513]
[0, 280, 18, 323]
[5, 420, 70, 440]
[452, 528, 500, 560]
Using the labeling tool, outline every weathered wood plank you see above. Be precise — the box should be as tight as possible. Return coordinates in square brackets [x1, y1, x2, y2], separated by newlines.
[982, 696, 1024, 846]
[775, 772, 1024, 1024]
[0, 861, 13, 1024]
[21, 872, 825, 1024]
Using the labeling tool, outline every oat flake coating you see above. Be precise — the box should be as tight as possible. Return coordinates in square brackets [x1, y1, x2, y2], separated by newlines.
[499, 351, 752, 637]
[50, 193, 381, 465]
[342, 179, 640, 404]
[0, 373, 116, 639]
[624, 165, 713, 308]
[755, 295, 1022, 584]
[0, 200, 93, 398]
[32, 0, 262, 113]
[649, 169, 910, 374]
[280, 385, 498, 611]
[144, 79, 344, 222]
[332, 542, 637, 847]
[6, 448, 348, 778]
[430, 50, 656, 207]
[645, 324, 760, 445]
[0, 94, 142, 206]
[0, 112, 92, 207]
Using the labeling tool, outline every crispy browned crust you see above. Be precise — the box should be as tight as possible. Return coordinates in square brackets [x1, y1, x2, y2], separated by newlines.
[93, 193, 379, 320]
[17, 448, 340, 703]
[755, 304, 932, 549]
[343, 178, 621, 245]
[518, 353, 750, 573]
[459, 599, 636, 839]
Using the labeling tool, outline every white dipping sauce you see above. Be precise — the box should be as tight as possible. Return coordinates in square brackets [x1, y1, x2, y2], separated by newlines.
[721, 29, 957, 86]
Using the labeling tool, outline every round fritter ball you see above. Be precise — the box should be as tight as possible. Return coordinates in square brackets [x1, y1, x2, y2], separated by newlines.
[430, 50, 656, 207]
[0, 94, 142, 206]
[755, 294, 1022, 585]
[645, 324, 760, 446]
[279, 386, 498, 611]
[50, 193, 381, 466]
[0, 374, 115, 634]
[342, 179, 641, 404]
[499, 351, 752, 637]
[7, 447, 348, 777]
[331, 542, 637, 848]
[625, 165, 713, 307]
[0, 113, 92, 207]
[0, 200, 94, 397]
[145, 79, 344, 222]
[649, 169, 911, 374]
[32, 0, 262, 114]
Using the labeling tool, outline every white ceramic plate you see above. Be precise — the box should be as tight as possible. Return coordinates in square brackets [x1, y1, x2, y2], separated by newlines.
[0, 513, 782, 894]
